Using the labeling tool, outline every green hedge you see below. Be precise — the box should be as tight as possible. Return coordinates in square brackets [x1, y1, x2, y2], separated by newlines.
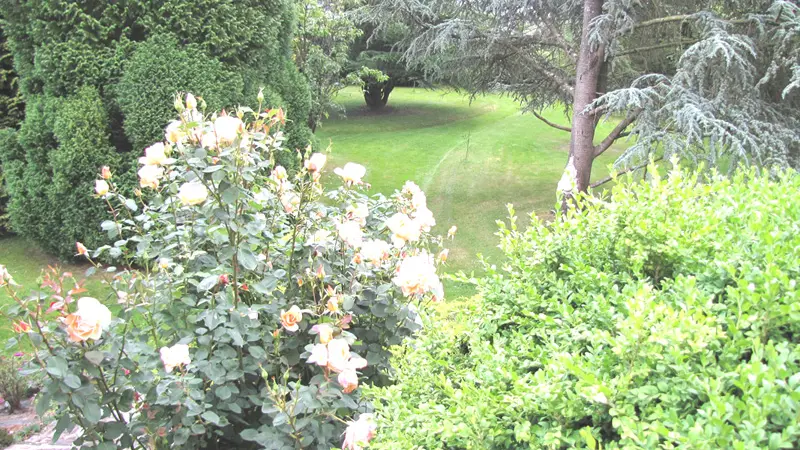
[368, 167, 800, 449]
[0, 0, 313, 257]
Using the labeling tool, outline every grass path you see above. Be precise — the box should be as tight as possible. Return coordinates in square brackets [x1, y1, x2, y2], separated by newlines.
[318, 87, 626, 297]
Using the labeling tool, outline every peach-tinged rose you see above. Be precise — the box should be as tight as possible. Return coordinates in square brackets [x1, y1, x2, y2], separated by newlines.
[165, 120, 184, 144]
[272, 166, 288, 181]
[76, 242, 88, 256]
[309, 229, 332, 246]
[281, 192, 300, 214]
[333, 163, 366, 185]
[438, 248, 449, 263]
[160, 343, 191, 373]
[402, 181, 428, 210]
[304, 153, 327, 173]
[392, 252, 443, 299]
[63, 297, 112, 342]
[185, 93, 198, 110]
[413, 205, 436, 232]
[214, 115, 244, 144]
[448, 225, 458, 238]
[280, 305, 303, 332]
[0, 265, 17, 287]
[337, 221, 363, 247]
[338, 369, 359, 393]
[201, 132, 218, 150]
[95, 180, 109, 196]
[178, 182, 208, 206]
[342, 414, 377, 450]
[359, 239, 391, 265]
[138, 143, 174, 166]
[138, 165, 164, 189]
[326, 296, 341, 314]
[12, 320, 30, 333]
[101, 166, 112, 180]
[311, 324, 334, 344]
[346, 203, 369, 225]
[385, 213, 421, 248]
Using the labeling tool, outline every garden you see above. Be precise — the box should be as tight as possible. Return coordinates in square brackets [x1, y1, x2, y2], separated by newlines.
[0, 0, 798, 449]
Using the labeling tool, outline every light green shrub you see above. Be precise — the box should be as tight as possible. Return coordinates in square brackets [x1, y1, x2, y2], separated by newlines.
[367, 166, 800, 449]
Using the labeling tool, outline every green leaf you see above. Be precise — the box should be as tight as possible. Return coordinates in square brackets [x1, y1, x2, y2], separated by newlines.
[237, 248, 258, 271]
[83, 402, 101, 423]
[215, 385, 232, 400]
[240, 428, 261, 442]
[64, 373, 82, 389]
[84, 351, 105, 366]
[201, 411, 221, 425]
[198, 275, 219, 292]
[53, 414, 72, 443]
[46, 356, 68, 377]
[35, 391, 51, 417]
[124, 198, 138, 212]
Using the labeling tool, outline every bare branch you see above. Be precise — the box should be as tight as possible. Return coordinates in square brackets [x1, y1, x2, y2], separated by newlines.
[532, 111, 572, 132]
[594, 109, 642, 157]
[590, 156, 664, 189]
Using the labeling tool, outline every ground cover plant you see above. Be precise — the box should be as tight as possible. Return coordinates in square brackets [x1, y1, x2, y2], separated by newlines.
[366, 164, 800, 449]
[0, 94, 449, 449]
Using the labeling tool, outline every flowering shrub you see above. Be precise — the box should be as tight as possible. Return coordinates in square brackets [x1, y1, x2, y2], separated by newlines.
[0, 94, 450, 449]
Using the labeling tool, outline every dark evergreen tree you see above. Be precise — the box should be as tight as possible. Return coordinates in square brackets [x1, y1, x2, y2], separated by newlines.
[0, 0, 313, 256]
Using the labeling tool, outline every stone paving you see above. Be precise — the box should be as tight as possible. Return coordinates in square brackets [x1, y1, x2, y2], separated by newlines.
[6, 421, 80, 450]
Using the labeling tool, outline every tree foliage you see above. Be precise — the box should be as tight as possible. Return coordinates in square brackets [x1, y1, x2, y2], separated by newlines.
[359, 0, 800, 196]
[349, 23, 424, 109]
[0, 0, 313, 257]
[294, 0, 362, 130]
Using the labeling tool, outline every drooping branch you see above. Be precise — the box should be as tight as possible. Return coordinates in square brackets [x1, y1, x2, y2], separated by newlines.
[613, 39, 697, 58]
[594, 109, 642, 157]
[590, 156, 664, 188]
[532, 110, 572, 132]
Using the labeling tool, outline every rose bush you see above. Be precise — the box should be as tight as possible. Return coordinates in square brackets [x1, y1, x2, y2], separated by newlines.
[1, 93, 451, 449]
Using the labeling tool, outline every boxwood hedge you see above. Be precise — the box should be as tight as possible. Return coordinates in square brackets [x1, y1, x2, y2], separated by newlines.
[368, 167, 800, 449]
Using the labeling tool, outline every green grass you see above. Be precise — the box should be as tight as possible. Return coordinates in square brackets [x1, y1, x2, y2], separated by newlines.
[318, 87, 627, 297]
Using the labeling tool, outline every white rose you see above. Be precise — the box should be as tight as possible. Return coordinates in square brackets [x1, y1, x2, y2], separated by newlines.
[160, 343, 191, 373]
[333, 163, 366, 185]
[138, 143, 175, 166]
[304, 153, 327, 172]
[138, 165, 164, 189]
[95, 180, 109, 196]
[178, 182, 208, 206]
[214, 116, 244, 144]
[337, 221, 363, 247]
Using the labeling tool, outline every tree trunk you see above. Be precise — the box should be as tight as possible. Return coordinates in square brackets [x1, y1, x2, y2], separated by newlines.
[364, 79, 394, 110]
[559, 0, 605, 208]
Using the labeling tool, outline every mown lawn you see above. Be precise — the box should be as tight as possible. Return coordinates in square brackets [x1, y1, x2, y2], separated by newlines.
[318, 87, 627, 297]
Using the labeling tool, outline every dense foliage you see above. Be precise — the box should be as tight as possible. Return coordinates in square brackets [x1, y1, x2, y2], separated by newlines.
[360, 0, 800, 195]
[0, 0, 313, 257]
[368, 165, 800, 449]
[0, 21, 22, 129]
[0, 96, 448, 449]
[294, 0, 362, 130]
